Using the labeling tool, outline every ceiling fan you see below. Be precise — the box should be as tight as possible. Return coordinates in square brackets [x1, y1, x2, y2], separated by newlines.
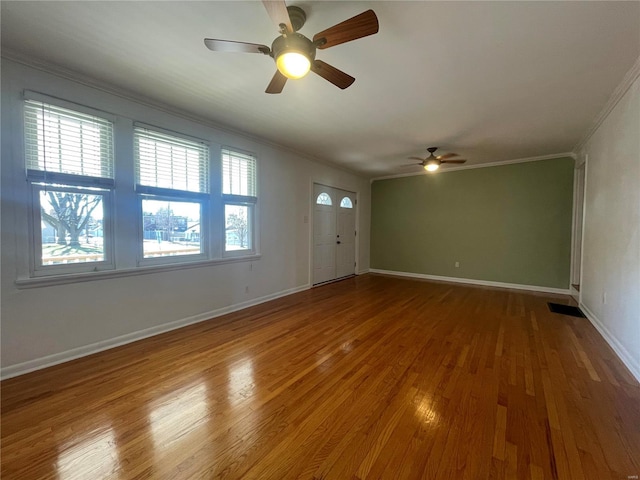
[409, 147, 467, 172]
[204, 1, 379, 94]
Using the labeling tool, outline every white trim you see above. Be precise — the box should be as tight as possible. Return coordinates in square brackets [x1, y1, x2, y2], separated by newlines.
[15, 254, 262, 289]
[578, 154, 589, 307]
[369, 269, 570, 295]
[570, 285, 580, 303]
[569, 161, 586, 291]
[371, 152, 576, 182]
[574, 55, 640, 152]
[579, 303, 640, 384]
[24, 90, 118, 123]
[0, 283, 310, 380]
[310, 181, 360, 286]
[357, 268, 370, 275]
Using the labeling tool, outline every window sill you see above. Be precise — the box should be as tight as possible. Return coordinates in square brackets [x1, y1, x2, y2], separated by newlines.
[14, 254, 262, 289]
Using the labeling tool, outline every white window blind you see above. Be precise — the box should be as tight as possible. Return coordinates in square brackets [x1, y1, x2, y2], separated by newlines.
[24, 100, 114, 179]
[222, 149, 257, 197]
[134, 127, 209, 193]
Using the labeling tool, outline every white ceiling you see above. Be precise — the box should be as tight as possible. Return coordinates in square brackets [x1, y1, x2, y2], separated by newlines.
[2, 1, 639, 177]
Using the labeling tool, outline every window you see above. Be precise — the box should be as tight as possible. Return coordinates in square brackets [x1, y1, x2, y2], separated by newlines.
[340, 197, 353, 208]
[21, 94, 261, 283]
[222, 148, 257, 255]
[25, 98, 114, 276]
[316, 192, 332, 205]
[134, 126, 209, 264]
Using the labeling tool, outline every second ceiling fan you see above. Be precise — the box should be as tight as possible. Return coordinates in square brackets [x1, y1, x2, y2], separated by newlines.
[204, 1, 379, 94]
[410, 147, 467, 172]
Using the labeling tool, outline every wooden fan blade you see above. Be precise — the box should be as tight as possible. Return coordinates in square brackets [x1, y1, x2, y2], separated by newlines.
[265, 70, 287, 94]
[313, 10, 379, 49]
[436, 153, 458, 160]
[262, 0, 293, 33]
[204, 39, 270, 55]
[441, 159, 467, 164]
[408, 157, 426, 162]
[311, 60, 355, 89]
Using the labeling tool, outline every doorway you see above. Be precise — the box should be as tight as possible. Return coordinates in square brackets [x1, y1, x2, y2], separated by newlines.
[571, 160, 586, 300]
[313, 184, 356, 285]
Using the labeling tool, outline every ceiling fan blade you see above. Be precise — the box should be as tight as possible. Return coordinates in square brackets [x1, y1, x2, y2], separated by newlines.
[436, 153, 458, 160]
[441, 159, 467, 164]
[265, 70, 287, 94]
[313, 10, 379, 49]
[262, 0, 293, 33]
[408, 157, 426, 162]
[311, 60, 355, 89]
[204, 39, 270, 55]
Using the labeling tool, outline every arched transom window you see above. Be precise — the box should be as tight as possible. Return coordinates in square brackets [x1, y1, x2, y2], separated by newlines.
[316, 192, 332, 205]
[340, 197, 353, 208]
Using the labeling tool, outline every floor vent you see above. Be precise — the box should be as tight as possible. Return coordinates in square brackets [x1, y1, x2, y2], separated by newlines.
[548, 302, 586, 318]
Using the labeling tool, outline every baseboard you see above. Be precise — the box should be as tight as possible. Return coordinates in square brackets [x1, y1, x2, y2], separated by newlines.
[570, 285, 580, 303]
[369, 269, 570, 295]
[579, 303, 640, 384]
[1, 284, 310, 380]
[357, 268, 370, 275]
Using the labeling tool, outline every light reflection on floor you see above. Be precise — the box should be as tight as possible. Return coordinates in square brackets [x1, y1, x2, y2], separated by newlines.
[227, 357, 254, 406]
[415, 396, 438, 425]
[149, 381, 209, 452]
[56, 426, 119, 480]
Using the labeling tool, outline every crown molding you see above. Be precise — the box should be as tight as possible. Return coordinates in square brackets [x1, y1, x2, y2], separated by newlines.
[0, 49, 362, 178]
[574, 55, 640, 153]
[370, 152, 576, 183]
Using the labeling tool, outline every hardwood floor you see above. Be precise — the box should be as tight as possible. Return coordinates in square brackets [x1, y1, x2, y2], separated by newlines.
[2, 274, 639, 479]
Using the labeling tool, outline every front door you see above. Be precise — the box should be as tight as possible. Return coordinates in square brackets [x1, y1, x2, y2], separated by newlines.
[335, 190, 356, 279]
[313, 184, 356, 285]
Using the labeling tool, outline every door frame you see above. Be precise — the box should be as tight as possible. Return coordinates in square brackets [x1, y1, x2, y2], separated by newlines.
[309, 180, 360, 287]
[570, 154, 588, 303]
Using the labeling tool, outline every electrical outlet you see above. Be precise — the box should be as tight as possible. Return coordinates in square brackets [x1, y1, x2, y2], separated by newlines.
[602, 291, 607, 304]
[245, 286, 249, 294]
[455, 261, 460, 268]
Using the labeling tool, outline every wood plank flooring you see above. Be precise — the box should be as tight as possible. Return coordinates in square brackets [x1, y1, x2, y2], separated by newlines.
[2, 274, 639, 479]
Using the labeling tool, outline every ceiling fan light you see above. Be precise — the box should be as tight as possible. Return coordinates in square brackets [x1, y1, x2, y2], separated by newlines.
[276, 51, 311, 79]
[425, 162, 439, 172]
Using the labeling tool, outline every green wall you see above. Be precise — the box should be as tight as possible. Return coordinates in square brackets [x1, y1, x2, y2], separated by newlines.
[371, 158, 574, 289]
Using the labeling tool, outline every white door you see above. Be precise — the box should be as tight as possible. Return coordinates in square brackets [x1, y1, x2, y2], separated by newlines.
[313, 185, 337, 285]
[313, 184, 356, 285]
[336, 190, 356, 279]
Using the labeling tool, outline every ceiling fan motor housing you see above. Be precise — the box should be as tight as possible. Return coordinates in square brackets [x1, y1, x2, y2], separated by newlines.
[271, 33, 316, 61]
[287, 5, 307, 32]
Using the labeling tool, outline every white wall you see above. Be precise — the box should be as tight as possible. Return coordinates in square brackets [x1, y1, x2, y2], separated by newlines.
[578, 71, 640, 382]
[0, 59, 371, 377]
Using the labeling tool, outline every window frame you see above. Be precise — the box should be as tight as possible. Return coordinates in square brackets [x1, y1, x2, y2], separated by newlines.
[133, 125, 211, 267]
[136, 192, 209, 266]
[17, 93, 263, 287]
[316, 192, 333, 205]
[24, 93, 116, 277]
[339, 196, 353, 208]
[29, 179, 115, 277]
[223, 200, 256, 257]
[221, 147, 258, 258]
